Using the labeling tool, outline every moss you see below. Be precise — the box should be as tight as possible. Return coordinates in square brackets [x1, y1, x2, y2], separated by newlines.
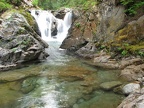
[19, 10, 35, 26]
[126, 42, 144, 53]
[116, 35, 128, 42]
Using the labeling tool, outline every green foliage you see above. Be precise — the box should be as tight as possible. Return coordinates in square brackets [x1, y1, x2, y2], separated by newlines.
[32, 0, 39, 7]
[6, 0, 21, 6]
[121, 50, 128, 56]
[120, 0, 144, 15]
[11, 48, 17, 52]
[138, 51, 144, 57]
[34, 0, 100, 10]
[83, 0, 101, 10]
[0, 1, 12, 13]
[75, 22, 81, 28]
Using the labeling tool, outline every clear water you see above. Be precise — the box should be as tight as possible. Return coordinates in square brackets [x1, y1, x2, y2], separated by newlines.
[0, 41, 125, 108]
[0, 10, 125, 108]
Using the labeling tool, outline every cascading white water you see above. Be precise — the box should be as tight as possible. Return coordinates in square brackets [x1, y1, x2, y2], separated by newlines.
[31, 9, 72, 42]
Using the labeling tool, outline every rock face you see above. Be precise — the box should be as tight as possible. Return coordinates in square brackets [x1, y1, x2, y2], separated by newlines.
[61, 0, 143, 60]
[94, 0, 125, 43]
[60, 9, 97, 51]
[61, 0, 125, 53]
[0, 11, 48, 71]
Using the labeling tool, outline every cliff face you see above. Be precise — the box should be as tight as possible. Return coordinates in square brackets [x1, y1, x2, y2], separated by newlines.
[61, 0, 144, 58]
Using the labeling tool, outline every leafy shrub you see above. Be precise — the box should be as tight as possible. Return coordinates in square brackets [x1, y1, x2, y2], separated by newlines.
[0, 1, 12, 13]
[33, 0, 100, 10]
[120, 0, 144, 15]
[32, 0, 39, 7]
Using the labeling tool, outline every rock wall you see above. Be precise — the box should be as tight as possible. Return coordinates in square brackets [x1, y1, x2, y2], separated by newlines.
[60, 9, 97, 51]
[61, 0, 144, 58]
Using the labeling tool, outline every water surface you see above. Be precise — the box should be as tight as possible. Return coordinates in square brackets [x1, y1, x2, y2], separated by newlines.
[0, 42, 125, 108]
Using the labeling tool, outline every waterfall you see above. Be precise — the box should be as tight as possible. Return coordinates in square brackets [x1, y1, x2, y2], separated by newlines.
[31, 9, 72, 42]
[64, 11, 72, 29]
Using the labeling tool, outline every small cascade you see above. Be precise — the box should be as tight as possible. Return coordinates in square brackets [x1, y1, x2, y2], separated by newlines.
[64, 11, 72, 29]
[31, 9, 72, 42]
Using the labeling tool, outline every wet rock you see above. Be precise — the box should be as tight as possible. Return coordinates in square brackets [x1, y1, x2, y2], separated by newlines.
[122, 83, 140, 95]
[87, 51, 119, 69]
[100, 81, 122, 91]
[113, 85, 124, 94]
[120, 64, 144, 81]
[0, 72, 26, 82]
[118, 87, 144, 108]
[76, 42, 96, 58]
[9, 81, 21, 91]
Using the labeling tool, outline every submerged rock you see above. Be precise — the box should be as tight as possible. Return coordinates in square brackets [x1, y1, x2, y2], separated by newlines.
[21, 77, 37, 94]
[100, 81, 122, 91]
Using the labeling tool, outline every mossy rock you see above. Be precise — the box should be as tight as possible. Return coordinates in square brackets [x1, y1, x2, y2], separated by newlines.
[19, 10, 40, 34]
[126, 42, 144, 53]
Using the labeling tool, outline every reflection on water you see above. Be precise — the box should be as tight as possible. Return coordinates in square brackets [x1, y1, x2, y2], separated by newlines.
[0, 42, 125, 108]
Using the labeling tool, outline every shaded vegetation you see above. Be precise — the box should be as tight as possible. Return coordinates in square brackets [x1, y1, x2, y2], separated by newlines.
[32, 0, 101, 10]
[0, 0, 12, 13]
[120, 0, 144, 15]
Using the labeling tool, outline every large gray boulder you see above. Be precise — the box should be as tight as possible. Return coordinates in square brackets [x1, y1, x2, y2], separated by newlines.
[0, 11, 48, 70]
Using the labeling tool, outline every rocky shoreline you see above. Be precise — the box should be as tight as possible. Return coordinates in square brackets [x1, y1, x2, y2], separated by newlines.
[60, 0, 144, 107]
[0, 0, 143, 107]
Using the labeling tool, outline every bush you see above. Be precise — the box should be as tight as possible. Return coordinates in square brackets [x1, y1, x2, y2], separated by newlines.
[34, 0, 100, 10]
[120, 0, 144, 15]
[0, 1, 12, 13]
[32, 0, 39, 7]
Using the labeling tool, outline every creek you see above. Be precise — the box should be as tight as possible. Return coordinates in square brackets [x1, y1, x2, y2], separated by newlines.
[0, 9, 125, 108]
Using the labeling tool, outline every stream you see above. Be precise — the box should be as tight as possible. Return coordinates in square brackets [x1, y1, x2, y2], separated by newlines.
[0, 41, 125, 108]
[0, 9, 125, 108]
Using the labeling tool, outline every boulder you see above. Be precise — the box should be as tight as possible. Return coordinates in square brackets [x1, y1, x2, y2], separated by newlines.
[118, 87, 144, 108]
[122, 83, 140, 95]
[0, 10, 48, 70]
